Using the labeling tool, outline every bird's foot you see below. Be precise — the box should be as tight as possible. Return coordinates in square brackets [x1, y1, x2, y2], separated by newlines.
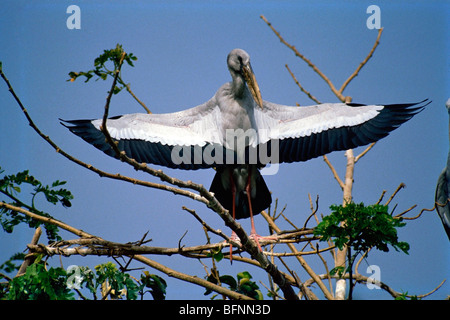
[227, 232, 241, 263]
[228, 232, 241, 246]
[249, 233, 278, 252]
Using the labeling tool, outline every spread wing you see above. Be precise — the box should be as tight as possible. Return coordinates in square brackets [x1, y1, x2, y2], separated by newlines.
[61, 98, 228, 170]
[252, 99, 430, 164]
[62, 97, 430, 168]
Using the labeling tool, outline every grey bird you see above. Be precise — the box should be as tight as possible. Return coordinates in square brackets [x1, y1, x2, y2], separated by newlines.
[434, 98, 450, 240]
[62, 48, 430, 253]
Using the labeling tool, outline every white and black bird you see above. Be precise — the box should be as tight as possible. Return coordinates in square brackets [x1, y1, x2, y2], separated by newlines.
[62, 48, 429, 251]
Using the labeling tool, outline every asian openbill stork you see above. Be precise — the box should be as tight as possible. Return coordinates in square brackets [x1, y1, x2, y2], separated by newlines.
[62, 48, 430, 256]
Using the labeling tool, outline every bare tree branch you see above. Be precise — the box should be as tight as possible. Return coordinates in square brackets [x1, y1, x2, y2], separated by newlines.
[132, 254, 253, 300]
[260, 210, 334, 299]
[261, 15, 345, 102]
[124, 83, 151, 114]
[355, 142, 376, 162]
[0, 201, 94, 239]
[303, 273, 446, 300]
[385, 183, 406, 206]
[285, 64, 321, 104]
[338, 28, 383, 95]
[323, 155, 345, 190]
[16, 227, 42, 277]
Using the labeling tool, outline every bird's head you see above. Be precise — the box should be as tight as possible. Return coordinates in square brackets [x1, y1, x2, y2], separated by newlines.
[227, 49, 263, 109]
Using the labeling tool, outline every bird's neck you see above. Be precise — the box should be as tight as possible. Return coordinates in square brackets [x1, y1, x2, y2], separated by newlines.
[230, 72, 246, 99]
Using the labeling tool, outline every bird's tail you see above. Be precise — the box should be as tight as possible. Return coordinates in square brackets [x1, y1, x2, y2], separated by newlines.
[209, 167, 272, 220]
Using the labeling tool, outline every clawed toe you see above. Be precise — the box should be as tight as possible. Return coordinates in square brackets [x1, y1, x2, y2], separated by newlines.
[249, 233, 278, 252]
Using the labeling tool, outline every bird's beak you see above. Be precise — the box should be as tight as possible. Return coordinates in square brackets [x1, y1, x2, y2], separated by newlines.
[242, 63, 263, 109]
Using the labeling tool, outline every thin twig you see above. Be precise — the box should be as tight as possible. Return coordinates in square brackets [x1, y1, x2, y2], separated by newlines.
[354, 248, 370, 274]
[323, 155, 345, 190]
[261, 15, 344, 102]
[315, 242, 334, 297]
[303, 194, 320, 229]
[125, 83, 151, 114]
[263, 245, 334, 257]
[376, 190, 387, 205]
[285, 64, 321, 104]
[303, 273, 446, 300]
[338, 28, 383, 95]
[182, 206, 231, 242]
[400, 205, 435, 220]
[355, 142, 376, 162]
[385, 183, 406, 206]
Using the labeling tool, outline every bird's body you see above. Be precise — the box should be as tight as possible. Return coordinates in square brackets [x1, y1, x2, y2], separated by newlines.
[62, 48, 430, 252]
[210, 165, 271, 220]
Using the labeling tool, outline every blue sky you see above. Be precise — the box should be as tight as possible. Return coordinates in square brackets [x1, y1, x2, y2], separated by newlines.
[0, 1, 448, 300]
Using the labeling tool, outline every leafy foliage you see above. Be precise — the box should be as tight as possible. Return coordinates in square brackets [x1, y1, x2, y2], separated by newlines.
[67, 262, 167, 300]
[0, 166, 73, 242]
[207, 245, 225, 262]
[139, 271, 167, 300]
[0, 252, 26, 274]
[81, 262, 139, 300]
[6, 259, 74, 300]
[314, 202, 410, 298]
[205, 271, 263, 300]
[0, 166, 167, 300]
[68, 43, 137, 95]
[314, 202, 410, 256]
[1, 261, 167, 300]
[395, 292, 419, 300]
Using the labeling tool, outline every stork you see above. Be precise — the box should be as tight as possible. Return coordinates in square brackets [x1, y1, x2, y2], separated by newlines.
[62, 48, 429, 257]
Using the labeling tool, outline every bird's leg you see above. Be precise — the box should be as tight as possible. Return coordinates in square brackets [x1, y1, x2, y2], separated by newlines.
[229, 171, 237, 263]
[245, 170, 263, 252]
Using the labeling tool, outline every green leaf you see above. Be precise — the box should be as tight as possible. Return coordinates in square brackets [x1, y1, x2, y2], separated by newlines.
[206, 247, 224, 262]
[330, 266, 345, 277]
[219, 275, 237, 291]
[66, 44, 139, 99]
[237, 271, 252, 281]
[112, 85, 122, 94]
[140, 272, 167, 300]
[204, 271, 262, 300]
